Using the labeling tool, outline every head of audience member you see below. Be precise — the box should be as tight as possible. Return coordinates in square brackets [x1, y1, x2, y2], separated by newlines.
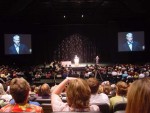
[126, 78, 150, 113]
[98, 81, 111, 95]
[87, 77, 99, 94]
[110, 84, 116, 97]
[35, 85, 43, 96]
[30, 85, 36, 93]
[116, 81, 128, 96]
[10, 77, 30, 104]
[102, 85, 111, 95]
[40, 83, 51, 97]
[101, 81, 110, 86]
[66, 78, 91, 109]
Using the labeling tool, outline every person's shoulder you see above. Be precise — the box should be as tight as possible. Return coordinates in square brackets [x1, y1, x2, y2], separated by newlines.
[9, 45, 14, 48]
[20, 43, 27, 47]
[100, 93, 109, 97]
[0, 104, 12, 112]
[29, 103, 43, 109]
[123, 42, 128, 45]
[90, 104, 100, 111]
[110, 96, 117, 100]
[133, 41, 140, 45]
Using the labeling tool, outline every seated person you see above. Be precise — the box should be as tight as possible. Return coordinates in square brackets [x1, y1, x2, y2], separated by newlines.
[51, 77, 99, 112]
[126, 78, 150, 113]
[87, 77, 110, 105]
[35, 83, 51, 103]
[40, 83, 51, 98]
[0, 77, 43, 113]
[36, 83, 51, 98]
[110, 81, 128, 110]
[0, 83, 12, 107]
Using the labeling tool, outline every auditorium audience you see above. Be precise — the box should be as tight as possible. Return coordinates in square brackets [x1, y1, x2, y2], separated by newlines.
[0, 77, 43, 113]
[87, 77, 110, 105]
[126, 77, 150, 113]
[51, 77, 99, 112]
[0, 63, 150, 112]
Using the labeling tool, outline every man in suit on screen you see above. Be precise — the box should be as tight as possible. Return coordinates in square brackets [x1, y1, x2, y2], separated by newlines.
[121, 33, 143, 51]
[8, 35, 29, 54]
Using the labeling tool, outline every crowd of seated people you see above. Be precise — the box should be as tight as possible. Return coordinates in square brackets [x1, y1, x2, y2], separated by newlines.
[31, 62, 150, 84]
[1, 62, 150, 86]
[0, 62, 150, 113]
[0, 75, 149, 113]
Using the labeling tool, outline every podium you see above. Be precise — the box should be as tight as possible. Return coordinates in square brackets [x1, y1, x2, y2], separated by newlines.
[61, 61, 72, 67]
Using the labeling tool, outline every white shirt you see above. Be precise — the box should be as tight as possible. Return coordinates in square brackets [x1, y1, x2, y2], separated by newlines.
[127, 42, 133, 51]
[90, 93, 110, 106]
[14, 44, 20, 54]
[52, 94, 99, 111]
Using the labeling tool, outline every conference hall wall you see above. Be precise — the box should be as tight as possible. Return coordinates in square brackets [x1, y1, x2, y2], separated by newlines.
[0, 21, 149, 66]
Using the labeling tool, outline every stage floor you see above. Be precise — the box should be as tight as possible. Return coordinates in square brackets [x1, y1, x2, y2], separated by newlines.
[44, 62, 113, 69]
[71, 63, 113, 67]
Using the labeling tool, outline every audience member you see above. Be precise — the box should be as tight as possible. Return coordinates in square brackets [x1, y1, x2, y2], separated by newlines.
[37, 83, 51, 99]
[126, 77, 150, 113]
[110, 81, 128, 110]
[51, 77, 99, 112]
[0, 77, 43, 113]
[0, 83, 12, 107]
[87, 77, 110, 105]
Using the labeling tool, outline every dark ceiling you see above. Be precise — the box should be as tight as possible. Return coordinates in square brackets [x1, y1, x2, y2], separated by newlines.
[0, 0, 149, 25]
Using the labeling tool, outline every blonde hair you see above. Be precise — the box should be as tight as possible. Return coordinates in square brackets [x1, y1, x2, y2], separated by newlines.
[116, 81, 128, 96]
[41, 83, 50, 96]
[87, 77, 99, 94]
[66, 78, 91, 110]
[126, 78, 150, 113]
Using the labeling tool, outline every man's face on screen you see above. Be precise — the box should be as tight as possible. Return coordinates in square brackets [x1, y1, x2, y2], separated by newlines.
[13, 35, 20, 46]
[126, 33, 133, 43]
[126, 36, 133, 42]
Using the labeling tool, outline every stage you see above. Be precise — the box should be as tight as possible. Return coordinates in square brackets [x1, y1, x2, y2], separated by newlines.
[71, 63, 113, 67]
[60, 60, 113, 67]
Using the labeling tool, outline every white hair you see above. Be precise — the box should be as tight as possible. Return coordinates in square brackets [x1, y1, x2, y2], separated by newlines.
[13, 35, 20, 40]
[126, 33, 133, 38]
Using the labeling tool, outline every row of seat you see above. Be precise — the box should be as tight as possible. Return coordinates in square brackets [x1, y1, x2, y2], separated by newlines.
[34, 98, 127, 113]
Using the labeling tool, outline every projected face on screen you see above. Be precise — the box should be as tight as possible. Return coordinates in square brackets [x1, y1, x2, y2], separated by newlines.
[4, 34, 32, 55]
[118, 31, 145, 52]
